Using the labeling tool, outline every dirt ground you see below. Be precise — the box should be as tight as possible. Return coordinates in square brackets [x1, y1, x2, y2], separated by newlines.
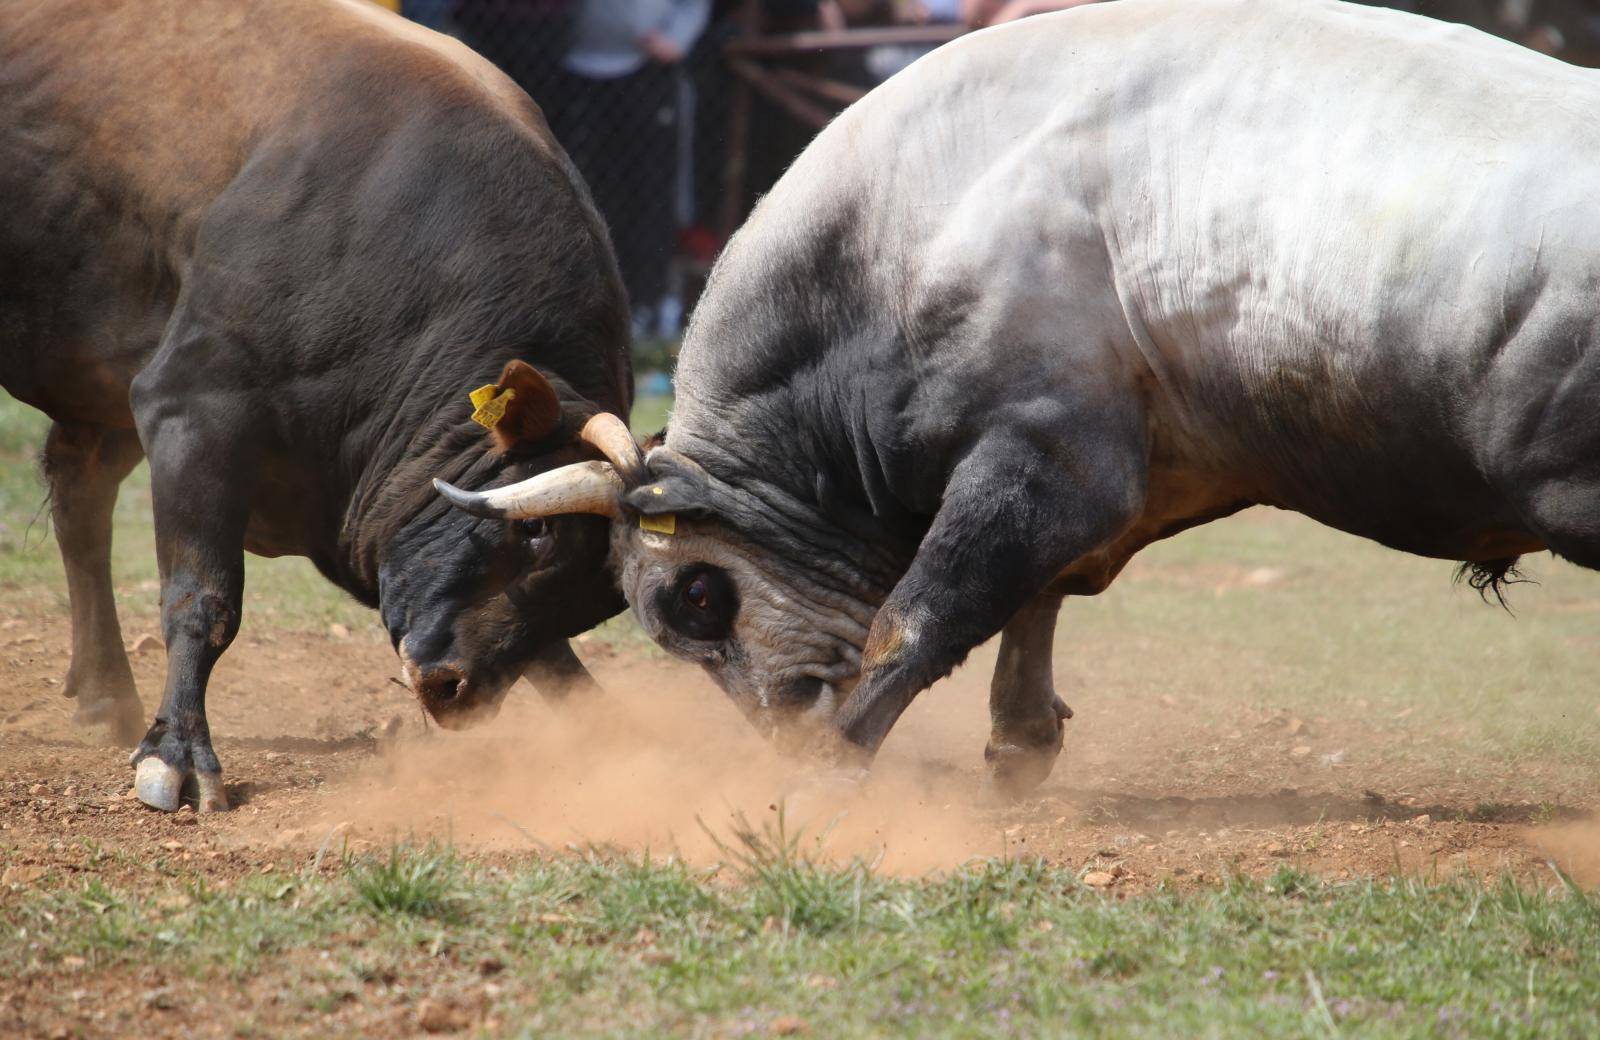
[4, 583, 1596, 902]
[5, 540, 1600, 1038]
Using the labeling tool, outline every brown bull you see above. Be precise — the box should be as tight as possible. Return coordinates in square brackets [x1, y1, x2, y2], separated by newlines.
[0, 0, 634, 812]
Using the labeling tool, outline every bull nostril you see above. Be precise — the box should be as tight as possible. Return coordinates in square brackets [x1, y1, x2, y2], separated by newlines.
[417, 670, 465, 708]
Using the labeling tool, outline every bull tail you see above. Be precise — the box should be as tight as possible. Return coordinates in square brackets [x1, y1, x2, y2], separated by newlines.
[1453, 556, 1533, 612]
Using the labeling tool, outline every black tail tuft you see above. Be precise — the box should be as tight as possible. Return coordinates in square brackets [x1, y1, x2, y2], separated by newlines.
[1454, 556, 1534, 612]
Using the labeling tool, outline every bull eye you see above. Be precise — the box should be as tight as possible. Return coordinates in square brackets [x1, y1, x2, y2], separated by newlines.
[661, 566, 738, 642]
[517, 518, 556, 569]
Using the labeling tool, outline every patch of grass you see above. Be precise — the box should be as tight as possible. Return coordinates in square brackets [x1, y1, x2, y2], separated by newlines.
[709, 810, 874, 934]
[0, 394, 59, 585]
[350, 843, 465, 921]
[3, 843, 1598, 1036]
[1265, 864, 1319, 898]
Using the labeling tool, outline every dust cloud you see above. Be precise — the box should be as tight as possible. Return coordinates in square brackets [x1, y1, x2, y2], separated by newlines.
[1527, 819, 1600, 888]
[321, 657, 1007, 875]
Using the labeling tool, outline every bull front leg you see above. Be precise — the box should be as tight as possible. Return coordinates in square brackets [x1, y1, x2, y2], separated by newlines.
[128, 372, 253, 813]
[984, 593, 1072, 800]
[824, 429, 1144, 786]
[43, 422, 147, 745]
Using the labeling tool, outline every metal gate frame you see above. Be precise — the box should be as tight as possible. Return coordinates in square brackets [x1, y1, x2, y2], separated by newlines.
[716, 9, 966, 236]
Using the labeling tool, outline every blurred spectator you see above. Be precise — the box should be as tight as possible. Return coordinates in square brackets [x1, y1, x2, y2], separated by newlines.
[920, 0, 964, 21]
[561, 0, 711, 335]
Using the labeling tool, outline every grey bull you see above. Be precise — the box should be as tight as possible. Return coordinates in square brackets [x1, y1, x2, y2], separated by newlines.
[438, 0, 1600, 796]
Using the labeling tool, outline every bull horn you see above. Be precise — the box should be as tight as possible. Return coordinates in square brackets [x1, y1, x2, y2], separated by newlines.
[433, 460, 623, 520]
[580, 412, 646, 487]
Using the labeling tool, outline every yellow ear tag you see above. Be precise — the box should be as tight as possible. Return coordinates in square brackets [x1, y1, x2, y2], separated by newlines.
[639, 513, 676, 535]
[468, 384, 515, 429]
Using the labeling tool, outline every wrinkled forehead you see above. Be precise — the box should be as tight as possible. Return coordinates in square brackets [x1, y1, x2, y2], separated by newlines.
[614, 516, 757, 585]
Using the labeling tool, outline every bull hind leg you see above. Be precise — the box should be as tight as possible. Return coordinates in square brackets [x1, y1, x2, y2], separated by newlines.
[44, 423, 146, 745]
[984, 593, 1072, 800]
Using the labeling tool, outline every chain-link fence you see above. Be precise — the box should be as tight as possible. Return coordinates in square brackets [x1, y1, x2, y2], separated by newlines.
[397, 2, 740, 340]
[394, 0, 1600, 342]
[393, 2, 973, 341]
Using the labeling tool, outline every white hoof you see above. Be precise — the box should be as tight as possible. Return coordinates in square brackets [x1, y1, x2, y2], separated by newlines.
[135, 757, 183, 812]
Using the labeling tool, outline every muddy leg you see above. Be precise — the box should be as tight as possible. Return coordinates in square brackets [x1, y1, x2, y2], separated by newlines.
[523, 639, 602, 702]
[43, 423, 146, 745]
[984, 593, 1072, 800]
[128, 394, 252, 813]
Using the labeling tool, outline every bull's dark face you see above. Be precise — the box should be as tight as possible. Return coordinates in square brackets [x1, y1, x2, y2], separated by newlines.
[379, 361, 626, 728]
[381, 483, 620, 729]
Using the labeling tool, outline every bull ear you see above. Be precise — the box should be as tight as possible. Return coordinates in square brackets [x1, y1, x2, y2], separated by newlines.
[624, 447, 712, 516]
[482, 360, 563, 453]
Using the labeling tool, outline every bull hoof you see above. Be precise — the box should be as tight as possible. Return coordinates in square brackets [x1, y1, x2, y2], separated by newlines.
[134, 757, 183, 812]
[982, 742, 1062, 802]
[983, 705, 1068, 803]
[133, 756, 229, 813]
